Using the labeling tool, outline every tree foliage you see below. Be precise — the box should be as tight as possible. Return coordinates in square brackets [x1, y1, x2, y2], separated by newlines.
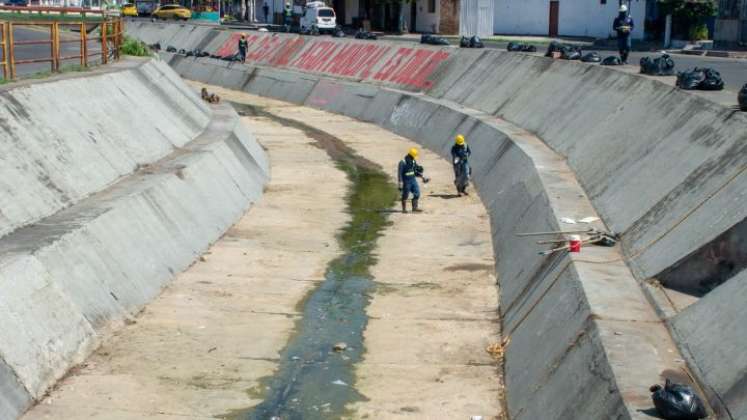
[658, 0, 717, 23]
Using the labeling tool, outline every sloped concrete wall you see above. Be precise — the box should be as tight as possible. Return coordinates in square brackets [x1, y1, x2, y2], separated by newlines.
[671, 270, 747, 419]
[0, 59, 210, 239]
[0, 60, 269, 419]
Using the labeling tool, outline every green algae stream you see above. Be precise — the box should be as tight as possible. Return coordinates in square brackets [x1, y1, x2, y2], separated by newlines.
[230, 103, 398, 420]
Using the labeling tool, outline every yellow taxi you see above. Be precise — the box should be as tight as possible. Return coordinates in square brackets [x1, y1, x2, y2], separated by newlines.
[152, 4, 192, 20]
[121, 3, 138, 16]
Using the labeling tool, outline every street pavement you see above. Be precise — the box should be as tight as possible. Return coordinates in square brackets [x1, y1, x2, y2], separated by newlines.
[7, 25, 102, 78]
[380, 35, 747, 92]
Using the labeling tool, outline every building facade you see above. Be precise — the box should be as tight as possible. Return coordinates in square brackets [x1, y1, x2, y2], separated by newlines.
[493, 0, 646, 39]
[715, 0, 747, 45]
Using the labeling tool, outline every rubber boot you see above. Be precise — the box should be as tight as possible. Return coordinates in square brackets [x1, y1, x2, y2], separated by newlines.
[412, 199, 422, 213]
[401, 200, 408, 213]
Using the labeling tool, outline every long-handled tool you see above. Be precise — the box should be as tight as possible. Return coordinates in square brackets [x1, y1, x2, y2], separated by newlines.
[516, 227, 600, 237]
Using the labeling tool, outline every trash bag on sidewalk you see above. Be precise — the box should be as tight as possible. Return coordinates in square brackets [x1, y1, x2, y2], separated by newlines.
[507, 42, 535, 52]
[560, 45, 582, 60]
[640, 54, 675, 76]
[469, 36, 484, 48]
[601, 56, 623, 66]
[739, 84, 747, 111]
[676, 67, 724, 91]
[461, 36, 484, 48]
[650, 379, 707, 420]
[421, 33, 450, 46]
[581, 52, 602, 63]
[355, 30, 377, 40]
[545, 42, 581, 59]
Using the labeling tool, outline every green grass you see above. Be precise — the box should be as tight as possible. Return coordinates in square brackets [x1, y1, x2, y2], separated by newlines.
[121, 36, 151, 56]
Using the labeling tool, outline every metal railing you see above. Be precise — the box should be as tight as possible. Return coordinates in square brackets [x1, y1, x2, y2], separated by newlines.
[0, 6, 124, 80]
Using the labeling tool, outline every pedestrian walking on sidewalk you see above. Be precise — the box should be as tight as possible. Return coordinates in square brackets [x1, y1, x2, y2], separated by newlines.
[398, 148, 430, 213]
[263, 2, 269, 23]
[613, 5, 634, 64]
[284, 2, 293, 31]
[238, 34, 248, 63]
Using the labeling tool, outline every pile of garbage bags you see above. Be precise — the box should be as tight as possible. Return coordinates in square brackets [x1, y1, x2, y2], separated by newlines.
[676, 67, 724, 90]
[506, 42, 536, 52]
[650, 379, 707, 420]
[739, 84, 747, 111]
[460, 36, 484, 48]
[421, 33, 450, 46]
[640, 54, 675, 76]
[545, 42, 582, 60]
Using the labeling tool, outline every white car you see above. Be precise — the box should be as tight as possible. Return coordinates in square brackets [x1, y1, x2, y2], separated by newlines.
[299, 1, 336, 34]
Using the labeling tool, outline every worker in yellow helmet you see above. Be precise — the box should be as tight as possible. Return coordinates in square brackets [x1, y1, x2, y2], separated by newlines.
[397, 147, 430, 213]
[451, 134, 472, 196]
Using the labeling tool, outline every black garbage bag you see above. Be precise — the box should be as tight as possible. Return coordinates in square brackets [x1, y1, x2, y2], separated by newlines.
[469, 35, 484, 48]
[420, 33, 450, 46]
[650, 379, 707, 420]
[545, 41, 563, 57]
[676, 67, 724, 91]
[508, 42, 535, 52]
[601, 56, 623, 66]
[149, 42, 161, 51]
[197, 50, 210, 58]
[166, 45, 177, 53]
[581, 52, 602, 63]
[461, 36, 484, 48]
[700, 68, 725, 90]
[640, 54, 675, 76]
[177, 48, 187, 55]
[355, 30, 377, 40]
[739, 84, 747, 111]
[560, 45, 582, 60]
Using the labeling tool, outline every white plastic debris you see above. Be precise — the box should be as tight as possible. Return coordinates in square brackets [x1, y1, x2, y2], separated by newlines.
[560, 217, 577, 224]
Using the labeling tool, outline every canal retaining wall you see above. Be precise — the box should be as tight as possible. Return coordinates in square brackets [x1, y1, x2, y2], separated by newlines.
[0, 58, 269, 419]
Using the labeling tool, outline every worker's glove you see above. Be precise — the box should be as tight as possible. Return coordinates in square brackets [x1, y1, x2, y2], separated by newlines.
[397, 183, 403, 191]
[423, 177, 430, 184]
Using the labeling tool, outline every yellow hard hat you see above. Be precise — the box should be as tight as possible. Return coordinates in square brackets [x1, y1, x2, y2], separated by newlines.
[455, 134, 465, 145]
[408, 148, 418, 158]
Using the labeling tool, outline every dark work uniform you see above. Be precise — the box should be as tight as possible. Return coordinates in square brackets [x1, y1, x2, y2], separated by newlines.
[450, 144, 471, 174]
[398, 154, 423, 201]
[238, 38, 248, 62]
[613, 13, 634, 63]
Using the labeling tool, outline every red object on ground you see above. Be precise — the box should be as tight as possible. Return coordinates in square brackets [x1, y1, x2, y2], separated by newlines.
[569, 235, 581, 253]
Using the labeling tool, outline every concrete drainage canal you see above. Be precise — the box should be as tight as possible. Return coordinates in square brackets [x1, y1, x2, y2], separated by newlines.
[19, 87, 503, 420]
[229, 103, 398, 419]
